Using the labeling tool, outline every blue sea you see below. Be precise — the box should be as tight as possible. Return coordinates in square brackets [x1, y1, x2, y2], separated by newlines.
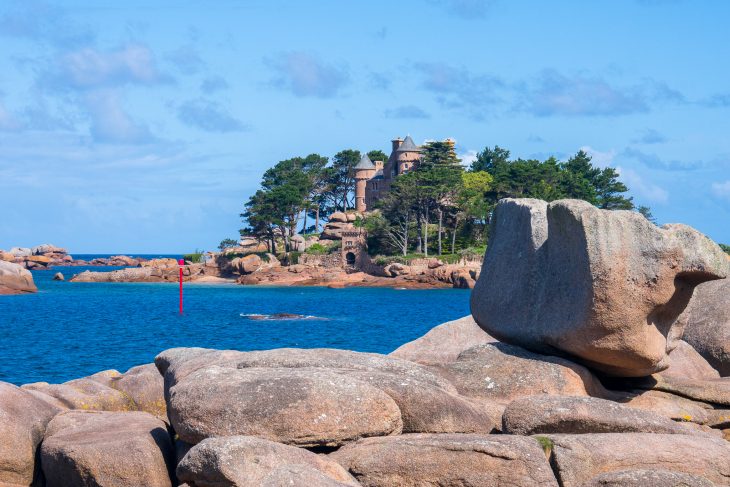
[0, 259, 470, 385]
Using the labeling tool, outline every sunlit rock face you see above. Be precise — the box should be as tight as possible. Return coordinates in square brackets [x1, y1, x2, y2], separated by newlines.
[471, 198, 729, 377]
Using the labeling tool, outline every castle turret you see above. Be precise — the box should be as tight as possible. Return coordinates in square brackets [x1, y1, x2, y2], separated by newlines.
[354, 154, 376, 212]
[396, 135, 421, 174]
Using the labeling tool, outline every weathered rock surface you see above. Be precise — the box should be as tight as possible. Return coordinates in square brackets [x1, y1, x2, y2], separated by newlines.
[580, 469, 714, 487]
[390, 315, 496, 365]
[0, 260, 37, 294]
[52, 272, 64, 281]
[502, 395, 696, 435]
[177, 436, 359, 487]
[22, 377, 136, 412]
[168, 366, 403, 446]
[637, 374, 730, 407]
[679, 279, 730, 376]
[0, 382, 60, 486]
[432, 343, 605, 405]
[545, 433, 730, 486]
[330, 433, 558, 487]
[609, 388, 715, 424]
[108, 364, 166, 420]
[471, 198, 729, 377]
[159, 347, 502, 441]
[41, 410, 174, 487]
[660, 340, 720, 380]
[70, 262, 217, 283]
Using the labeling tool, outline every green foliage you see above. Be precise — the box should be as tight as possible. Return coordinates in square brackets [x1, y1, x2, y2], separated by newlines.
[534, 436, 554, 454]
[218, 238, 238, 251]
[367, 149, 388, 163]
[305, 243, 330, 255]
[183, 250, 204, 263]
[288, 251, 301, 265]
[637, 205, 656, 223]
[219, 251, 270, 262]
[719, 243, 730, 254]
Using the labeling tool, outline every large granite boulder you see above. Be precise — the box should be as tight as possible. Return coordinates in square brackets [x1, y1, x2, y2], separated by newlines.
[580, 469, 714, 487]
[330, 433, 558, 486]
[177, 436, 359, 487]
[0, 260, 37, 294]
[158, 347, 502, 446]
[502, 395, 696, 435]
[544, 433, 730, 486]
[41, 410, 174, 487]
[658, 340, 720, 380]
[0, 382, 60, 486]
[389, 315, 497, 366]
[108, 364, 166, 420]
[471, 198, 729, 377]
[168, 366, 403, 447]
[22, 377, 136, 412]
[432, 343, 605, 405]
[678, 279, 730, 376]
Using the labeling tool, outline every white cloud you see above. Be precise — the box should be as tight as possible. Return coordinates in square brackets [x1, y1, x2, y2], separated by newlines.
[84, 90, 153, 144]
[617, 166, 669, 204]
[580, 145, 616, 168]
[267, 51, 349, 98]
[459, 149, 478, 167]
[711, 180, 730, 199]
[58, 44, 166, 89]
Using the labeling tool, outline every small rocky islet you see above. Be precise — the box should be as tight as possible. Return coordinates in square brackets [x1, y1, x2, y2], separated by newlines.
[3, 198, 730, 486]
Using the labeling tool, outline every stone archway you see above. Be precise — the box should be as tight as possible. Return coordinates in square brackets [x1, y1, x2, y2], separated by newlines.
[345, 252, 356, 266]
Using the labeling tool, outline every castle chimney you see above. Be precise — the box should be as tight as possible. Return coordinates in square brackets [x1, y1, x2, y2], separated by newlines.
[391, 138, 403, 152]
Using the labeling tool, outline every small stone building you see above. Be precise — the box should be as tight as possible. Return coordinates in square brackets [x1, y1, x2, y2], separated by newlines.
[341, 229, 366, 269]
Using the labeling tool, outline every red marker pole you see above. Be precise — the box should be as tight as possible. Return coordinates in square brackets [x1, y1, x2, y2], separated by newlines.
[178, 258, 184, 314]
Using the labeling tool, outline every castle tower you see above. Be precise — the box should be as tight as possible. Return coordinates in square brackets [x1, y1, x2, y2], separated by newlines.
[396, 135, 421, 174]
[354, 154, 376, 212]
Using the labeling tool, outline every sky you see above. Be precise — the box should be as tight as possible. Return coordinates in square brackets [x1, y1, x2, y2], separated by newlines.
[1, 0, 729, 253]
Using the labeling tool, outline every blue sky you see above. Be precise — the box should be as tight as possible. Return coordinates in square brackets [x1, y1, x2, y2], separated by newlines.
[1, 0, 729, 253]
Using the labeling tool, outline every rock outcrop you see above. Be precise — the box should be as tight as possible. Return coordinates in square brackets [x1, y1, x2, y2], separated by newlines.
[40, 410, 174, 487]
[471, 198, 729, 377]
[0, 382, 60, 486]
[544, 433, 730, 486]
[678, 278, 730, 375]
[0, 260, 37, 294]
[389, 315, 496, 365]
[177, 436, 359, 487]
[330, 433, 559, 486]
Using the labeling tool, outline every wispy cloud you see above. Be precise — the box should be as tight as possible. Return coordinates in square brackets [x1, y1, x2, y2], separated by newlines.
[429, 0, 493, 19]
[84, 90, 153, 144]
[266, 51, 349, 98]
[384, 105, 430, 119]
[0, 2, 94, 48]
[165, 45, 205, 75]
[177, 99, 248, 133]
[200, 76, 229, 93]
[580, 146, 617, 168]
[617, 166, 669, 203]
[712, 180, 730, 200]
[621, 147, 702, 171]
[54, 44, 169, 90]
[631, 128, 667, 144]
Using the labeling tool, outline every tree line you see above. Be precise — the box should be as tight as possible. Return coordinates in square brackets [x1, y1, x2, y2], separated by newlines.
[241, 142, 648, 257]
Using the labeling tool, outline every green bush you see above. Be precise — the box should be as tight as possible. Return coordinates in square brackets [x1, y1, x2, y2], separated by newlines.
[720, 243, 730, 255]
[305, 243, 329, 255]
[183, 250, 204, 263]
[218, 251, 270, 262]
[289, 251, 301, 265]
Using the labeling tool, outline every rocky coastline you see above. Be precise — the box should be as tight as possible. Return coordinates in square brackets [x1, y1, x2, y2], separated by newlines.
[2, 198, 730, 486]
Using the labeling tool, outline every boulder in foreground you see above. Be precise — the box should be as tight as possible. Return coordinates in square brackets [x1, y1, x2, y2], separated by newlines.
[330, 433, 558, 487]
[177, 436, 359, 487]
[471, 198, 729, 377]
[502, 395, 697, 435]
[545, 432, 730, 486]
[0, 382, 60, 486]
[0, 260, 37, 294]
[41, 410, 174, 487]
[678, 278, 730, 376]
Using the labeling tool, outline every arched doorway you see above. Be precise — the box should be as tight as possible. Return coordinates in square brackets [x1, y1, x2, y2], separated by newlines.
[345, 252, 356, 266]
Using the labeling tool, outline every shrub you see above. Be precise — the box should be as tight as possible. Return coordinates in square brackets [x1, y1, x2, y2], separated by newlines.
[183, 250, 204, 263]
[720, 243, 730, 255]
[534, 436, 553, 454]
[218, 251, 270, 262]
[305, 243, 329, 255]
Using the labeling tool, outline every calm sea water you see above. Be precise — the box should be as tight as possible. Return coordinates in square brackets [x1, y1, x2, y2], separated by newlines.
[0, 262, 470, 385]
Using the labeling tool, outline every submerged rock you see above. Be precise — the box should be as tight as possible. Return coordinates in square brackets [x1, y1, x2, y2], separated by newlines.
[53, 272, 64, 281]
[177, 436, 359, 487]
[330, 433, 558, 487]
[471, 198, 729, 377]
[0, 260, 37, 294]
[41, 410, 174, 487]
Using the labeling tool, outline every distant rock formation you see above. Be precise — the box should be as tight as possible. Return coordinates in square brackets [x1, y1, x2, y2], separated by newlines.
[0, 260, 37, 294]
[470, 198, 729, 377]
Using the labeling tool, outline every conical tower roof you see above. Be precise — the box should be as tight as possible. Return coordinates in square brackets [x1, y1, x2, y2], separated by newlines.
[396, 135, 420, 152]
[354, 154, 375, 170]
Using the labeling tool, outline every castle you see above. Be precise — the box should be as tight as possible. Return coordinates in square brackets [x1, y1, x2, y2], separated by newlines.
[354, 135, 423, 212]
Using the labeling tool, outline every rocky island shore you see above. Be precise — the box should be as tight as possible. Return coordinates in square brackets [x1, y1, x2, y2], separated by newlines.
[2, 198, 730, 486]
